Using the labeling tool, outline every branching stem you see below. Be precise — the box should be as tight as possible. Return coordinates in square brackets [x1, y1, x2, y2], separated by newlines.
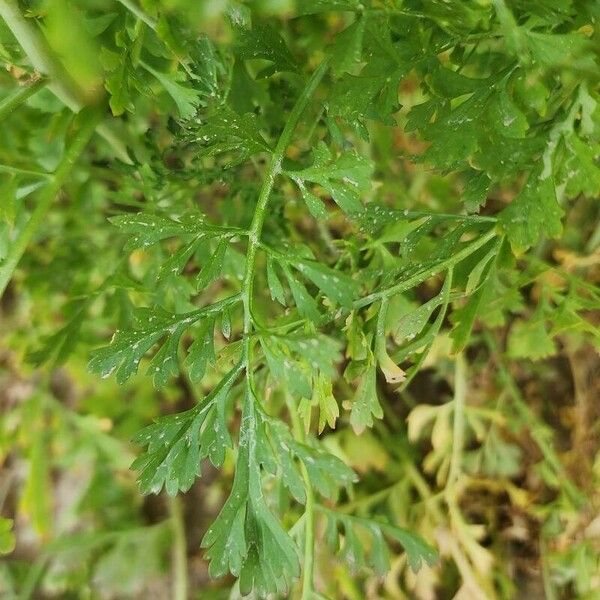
[240, 57, 330, 376]
[237, 57, 330, 597]
[355, 228, 497, 308]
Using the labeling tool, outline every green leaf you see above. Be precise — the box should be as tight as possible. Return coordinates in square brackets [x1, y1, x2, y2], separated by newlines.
[451, 272, 494, 353]
[508, 318, 556, 360]
[294, 259, 358, 308]
[350, 364, 382, 434]
[101, 46, 134, 116]
[283, 265, 321, 322]
[27, 300, 87, 367]
[286, 142, 373, 216]
[328, 21, 407, 125]
[499, 174, 563, 253]
[188, 105, 271, 165]
[132, 365, 239, 495]
[185, 318, 215, 383]
[157, 237, 202, 282]
[260, 335, 312, 399]
[264, 418, 357, 502]
[88, 298, 236, 384]
[147, 321, 186, 388]
[110, 212, 219, 251]
[462, 170, 492, 213]
[140, 61, 201, 119]
[328, 16, 366, 76]
[196, 239, 228, 291]
[233, 23, 297, 74]
[322, 509, 438, 575]
[266, 255, 286, 305]
[202, 395, 300, 596]
[308, 373, 340, 433]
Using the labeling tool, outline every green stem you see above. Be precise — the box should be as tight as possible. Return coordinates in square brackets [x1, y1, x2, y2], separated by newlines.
[0, 164, 51, 179]
[0, 77, 47, 121]
[286, 393, 316, 600]
[0, 108, 101, 297]
[355, 228, 497, 308]
[0, 0, 132, 163]
[168, 495, 188, 600]
[240, 57, 330, 379]
[237, 59, 329, 597]
[116, 0, 157, 29]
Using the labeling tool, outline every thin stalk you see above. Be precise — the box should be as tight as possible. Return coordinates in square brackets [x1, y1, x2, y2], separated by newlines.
[240, 57, 330, 381]
[285, 393, 316, 600]
[0, 0, 81, 108]
[0, 0, 132, 163]
[168, 495, 188, 600]
[0, 108, 101, 297]
[447, 354, 467, 491]
[0, 77, 46, 121]
[355, 228, 497, 308]
[116, 0, 157, 29]
[0, 164, 51, 179]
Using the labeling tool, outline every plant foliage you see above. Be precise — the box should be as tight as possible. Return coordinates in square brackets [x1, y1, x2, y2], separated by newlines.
[1, 0, 599, 598]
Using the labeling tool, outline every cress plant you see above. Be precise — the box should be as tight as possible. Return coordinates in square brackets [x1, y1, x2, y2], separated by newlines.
[1, 1, 599, 598]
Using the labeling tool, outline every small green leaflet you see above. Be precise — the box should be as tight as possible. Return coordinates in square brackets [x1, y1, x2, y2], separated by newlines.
[196, 239, 228, 291]
[131, 363, 240, 495]
[350, 364, 383, 434]
[283, 265, 321, 321]
[233, 23, 297, 75]
[27, 300, 87, 367]
[294, 259, 358, 309]
[266, 256, 286, 305]
[185, 318, 215, 382]
[499, 174, 563, 253]
[261, 332, 342, 399]
[109, 211, 235, 252]
[88, 296, 238, 386]
[328, 16, 366, 76]
[328, 21, 407, 125]
[285, 142, 373, 216]
[261, 335, 312, 399]
[269, 252, 358, 318]
[321, 508, 438, 574]
[508, 318, 556, 361]
[140, 61, 200, 119]
[0, 175, 17, 226]
[299, 373, 340, 433]
[187, 105, 271, 165]
[261, 418, 357, 502]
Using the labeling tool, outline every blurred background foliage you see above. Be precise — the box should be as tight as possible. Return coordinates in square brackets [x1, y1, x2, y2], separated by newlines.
[0, 0, 599, 598]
